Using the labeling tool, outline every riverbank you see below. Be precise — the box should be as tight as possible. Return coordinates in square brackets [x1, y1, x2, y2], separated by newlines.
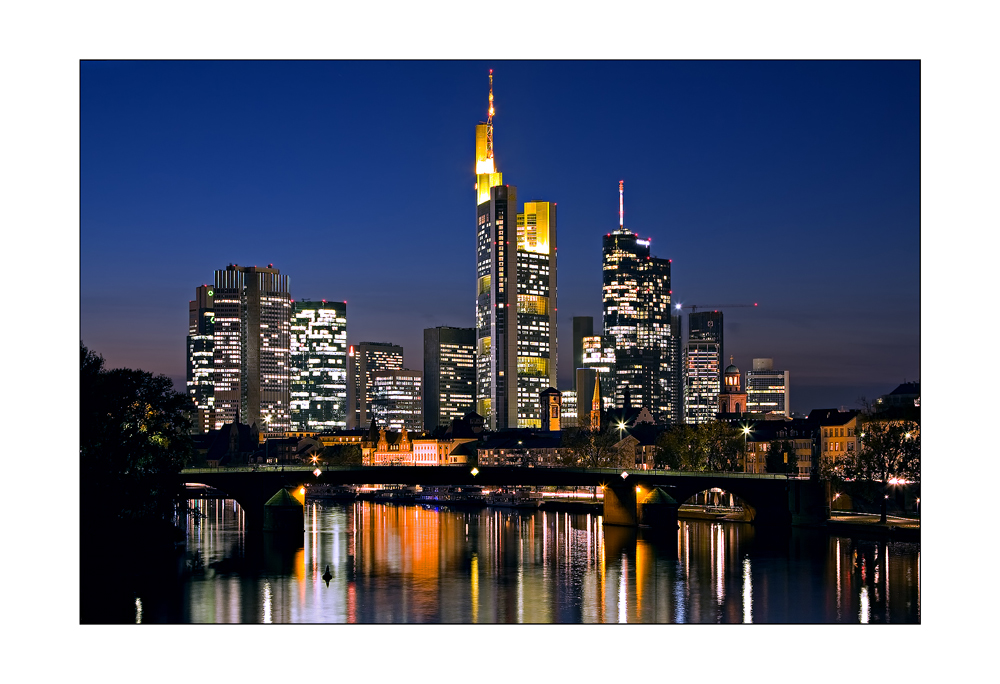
[825, 513, 920, 541]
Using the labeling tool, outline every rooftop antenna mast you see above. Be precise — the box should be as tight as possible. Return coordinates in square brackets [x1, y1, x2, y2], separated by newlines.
[486, 69, 495, 163]
[619, 180, 624, 228]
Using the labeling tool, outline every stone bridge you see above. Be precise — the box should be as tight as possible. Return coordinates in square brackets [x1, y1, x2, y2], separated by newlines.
[177, 465, 826, 531]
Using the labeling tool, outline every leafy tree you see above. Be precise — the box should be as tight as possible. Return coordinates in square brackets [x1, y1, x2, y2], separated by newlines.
[80, 342, 195, 526]
[562, 426, 622, 468]
[653, 423, 742, 471]
[842, 417, 920, 523]
[765, 439, 798, 474]
[323, 443, 363, 466]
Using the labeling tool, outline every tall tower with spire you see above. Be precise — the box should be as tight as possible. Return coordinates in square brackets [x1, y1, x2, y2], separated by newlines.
[474, 70, 557, 430]
[602, 181, 677, 424]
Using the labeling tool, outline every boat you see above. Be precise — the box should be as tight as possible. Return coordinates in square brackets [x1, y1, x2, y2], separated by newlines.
[486, 488, 543, 509]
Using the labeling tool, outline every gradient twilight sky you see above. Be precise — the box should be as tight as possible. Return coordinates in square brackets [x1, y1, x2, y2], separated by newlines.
[80, 60, 919, 414]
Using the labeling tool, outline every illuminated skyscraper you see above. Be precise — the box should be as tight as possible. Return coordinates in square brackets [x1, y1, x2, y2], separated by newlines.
[601, 181, 676, 423]
[424, 327, 476, 429]
[373, 369, 423, 433]
[474, 70, 557, 430]
[684, 311, 723, 424]
[186, 284, 215, 433]
[348, 341, 404, 429]
[211, 264, 291, 433]
[289, 300, 348, 431]
[745, 358, 790, 417]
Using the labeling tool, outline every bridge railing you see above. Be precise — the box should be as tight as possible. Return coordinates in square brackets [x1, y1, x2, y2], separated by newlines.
[180, 465, 801, 480]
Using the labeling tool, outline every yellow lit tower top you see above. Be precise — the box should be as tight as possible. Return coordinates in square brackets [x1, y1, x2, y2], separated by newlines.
[475, 69, 503, 204]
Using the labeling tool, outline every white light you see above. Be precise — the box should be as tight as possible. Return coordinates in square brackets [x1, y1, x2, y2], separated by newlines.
[620, 471, 628, 479]
[313, 468, 322, 477]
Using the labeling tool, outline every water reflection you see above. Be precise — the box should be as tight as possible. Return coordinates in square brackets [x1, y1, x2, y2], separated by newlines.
[167, 499, 919, 624]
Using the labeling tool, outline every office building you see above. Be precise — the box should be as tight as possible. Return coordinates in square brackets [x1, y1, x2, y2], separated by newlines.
[601, 181, 676, 423]
[684, 340, 721, 424]
[474, 71, 557, 429]
[348, 342, 404, 429]
[289, 300, 348, 431]
[424, 327, 476, 430]
[582, 334, 616, 408]
[575, 368, 598, 429]
[745, 358, 790, 418]
[372, 369, 423, 433]
[560, 390, 578, 429]
[211, 264, 291, 433]
[186, 285, 215, 433]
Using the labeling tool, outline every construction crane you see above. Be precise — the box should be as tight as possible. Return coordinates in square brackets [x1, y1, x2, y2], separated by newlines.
[674, 303, 758, 313]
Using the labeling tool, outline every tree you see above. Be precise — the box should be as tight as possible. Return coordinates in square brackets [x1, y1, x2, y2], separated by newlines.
[562, 426, 622, 468]
[765, 439, 798, 474]
[80, 342, 195, 527]
[842, 417, 920, 523]
[323, 443, 363, 466]
[653, 423, 742, 472]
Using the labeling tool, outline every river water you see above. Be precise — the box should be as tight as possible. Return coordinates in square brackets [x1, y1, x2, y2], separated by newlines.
[137, 499, 919, 624]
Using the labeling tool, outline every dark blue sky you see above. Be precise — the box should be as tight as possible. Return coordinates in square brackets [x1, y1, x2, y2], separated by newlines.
[81, 60, 919, 414]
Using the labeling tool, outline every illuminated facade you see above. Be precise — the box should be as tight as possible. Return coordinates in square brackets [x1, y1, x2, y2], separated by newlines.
[683, 340, 720, 424]
[423, 327, 476, 430]
[582, 334, 616, 409]
[601, 181, 676, 423]
[745, 358, 790, 418]
[211, 264, 291, 433]
[347, 342, 403, 429]
[684, 311, 723, 425]
[474, 71, 557, 430]
[186, 284, 215, 433]
[289, 300, 347, 431]
[372, 369, 423, 433]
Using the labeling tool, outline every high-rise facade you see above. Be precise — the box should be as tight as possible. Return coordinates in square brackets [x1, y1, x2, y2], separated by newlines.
[373, 369, 423, 433]
[186, 285, 215, 433]
[424, 327, 476, 430]
[582, 334, 615, 408]
[289, 300, 348, 431]
[348, 342, 404, 429]
[683, 340, 721, 424]
[211, 264, 291, 433]
[746, 358, 790, 417]
[601, 182, 677, 423]
[474, 71, 557, 430]
[684, 311, 723, 424]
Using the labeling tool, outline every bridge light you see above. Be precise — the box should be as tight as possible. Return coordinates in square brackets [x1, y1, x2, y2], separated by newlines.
[635, 485, 641, 494]
[313, 468, 322, 477]
[621, 471, 628, 479]
[471, 467, 479, 477]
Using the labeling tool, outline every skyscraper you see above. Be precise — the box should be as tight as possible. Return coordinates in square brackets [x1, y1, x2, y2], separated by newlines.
[424, 326, 476, 430]
[289, 300, 348, 431]
[186, 284, 215, 433]
[211, 264, 291, 433]
[348, 341, 404, 429]
[684, 311, 723, 424]
[601, 181, 676, 423]
[474, 70, 557, 430]
[373, 369, 423, 433]
[745, 358, 790, 417]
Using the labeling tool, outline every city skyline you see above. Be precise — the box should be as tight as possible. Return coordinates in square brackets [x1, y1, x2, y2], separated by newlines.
[81, 61, 920, 414]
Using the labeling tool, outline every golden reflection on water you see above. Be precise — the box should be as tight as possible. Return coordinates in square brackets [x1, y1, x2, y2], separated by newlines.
[179, 499, 920, 624]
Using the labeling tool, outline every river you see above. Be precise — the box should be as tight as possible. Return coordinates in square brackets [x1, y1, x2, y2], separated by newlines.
[131, 498, 919, 623]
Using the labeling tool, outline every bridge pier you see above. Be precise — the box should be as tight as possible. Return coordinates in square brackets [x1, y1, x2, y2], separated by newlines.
[603, 483, 638, 526]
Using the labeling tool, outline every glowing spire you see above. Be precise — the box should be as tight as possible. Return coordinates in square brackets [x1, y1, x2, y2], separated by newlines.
[619, 180, 624, 228]
[486, 69, 495, 162]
